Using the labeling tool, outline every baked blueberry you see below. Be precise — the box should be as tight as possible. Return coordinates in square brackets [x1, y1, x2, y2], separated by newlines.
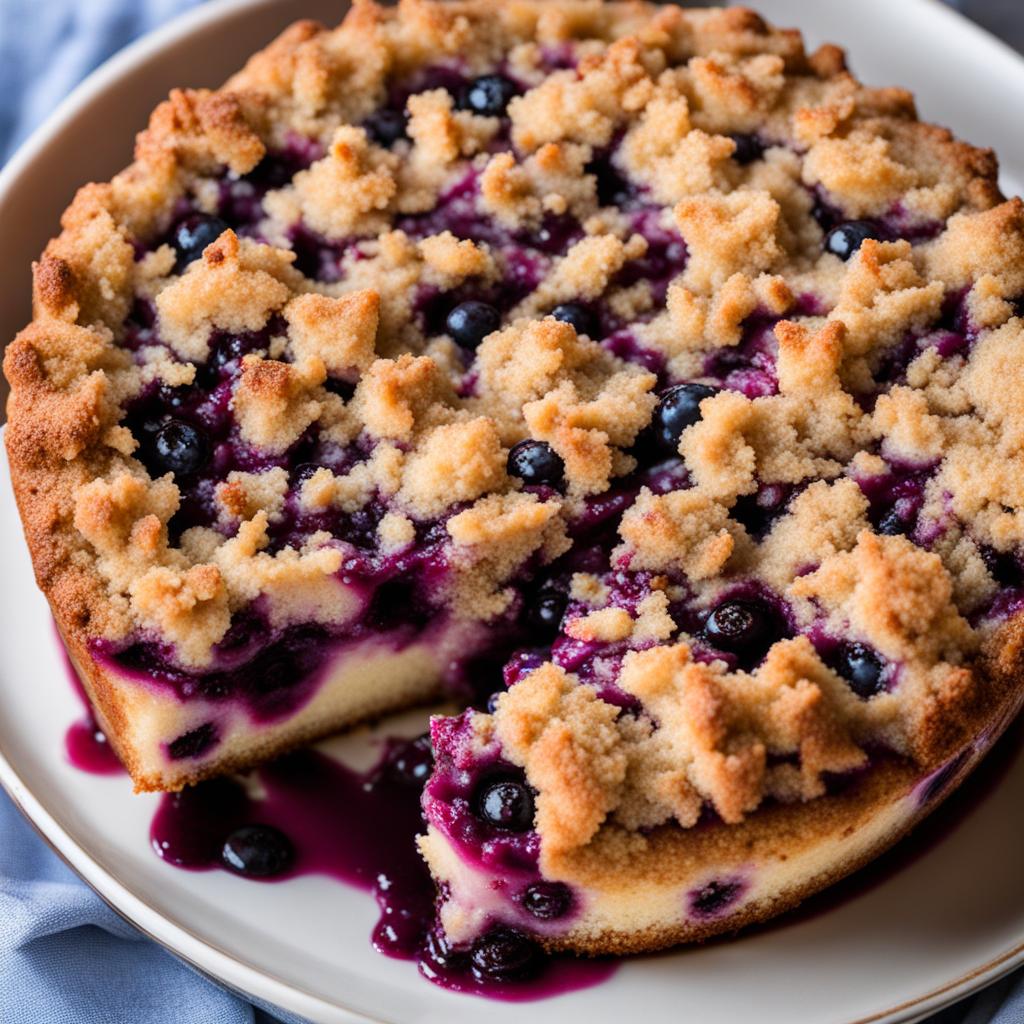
[221, 824, 295, 878]
[520, 881, 573, 920]
[151, 419, 207, 478]
[172, 213, 229, 268]
[470, 928, 539, 981]
[877, 509, 908, 536]
[703, 598, 776, 663]
[690, 879, 743, 918]
[551, 302, 597, 337]
[446, 301, 501, 349]
[292, 463, 324, 486]
[166, 722, 218, 761]
[476, 776, 535, 831]
[835, 641, 887, 699]
[363, 108, 408, 147]
[461, 74, 517, 116]
[653, 383, 719, 453]
[529, 588, 567, 635]
[507, 440, 564, 487]
[981, 546, 1020, 587]
[825, 220, 878, 261]
[730, 133, 764, 165]
[731, 484, 790, 539]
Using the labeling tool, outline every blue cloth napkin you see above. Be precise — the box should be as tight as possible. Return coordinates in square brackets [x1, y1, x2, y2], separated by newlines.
[1, 2, 1022, 1023]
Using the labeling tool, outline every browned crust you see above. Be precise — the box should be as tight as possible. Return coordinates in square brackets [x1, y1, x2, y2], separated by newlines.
[542, 760, 949, 955]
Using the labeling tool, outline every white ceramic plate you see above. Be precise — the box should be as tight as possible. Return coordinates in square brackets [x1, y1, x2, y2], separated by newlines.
[2, 1, 1024, 1022]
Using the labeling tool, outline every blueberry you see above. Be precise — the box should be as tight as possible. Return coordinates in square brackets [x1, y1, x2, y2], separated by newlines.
[469, 927, 539, 981]
[690, 879, 743, 918]
[364, 108, 408, 147]
[293, 463, 323, 486]
[446, 301, 501, 349]
[731, 484, 790, 539]
[652, 383, 719, 453]
[551, 302, 597, 337]
[221, 824, 295, 878]
[476, 777, 535, 831]
[461, 74, 518, 117]
[825, 220, 878, 261]
[387, 733, 434, 786]
[323, 377, 357, 401]
[981, 546, 1020, 587]
[877, 509, 908, 536]
[835, 641, 887, 699]
[507, 440, 564, 487]
[521, 881, 573, 920]
[529, 589, 567, 635]
[151, 419, 207, 478]
[167, 722, 219, 761]
[172, 213, 229, 268]
[703, 598, 776, 663]
[730, 133, 764, 165]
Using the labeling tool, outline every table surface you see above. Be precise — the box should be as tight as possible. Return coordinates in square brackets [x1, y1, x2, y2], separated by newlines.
[957, 0, 1024, 51]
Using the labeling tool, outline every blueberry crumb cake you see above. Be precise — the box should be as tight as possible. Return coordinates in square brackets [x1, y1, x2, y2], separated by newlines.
[7, 0, 1024, 956]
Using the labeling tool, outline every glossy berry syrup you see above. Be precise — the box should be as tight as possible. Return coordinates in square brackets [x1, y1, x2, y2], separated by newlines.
[65, 718, 124, 776]
[149, 740, 615, 1000]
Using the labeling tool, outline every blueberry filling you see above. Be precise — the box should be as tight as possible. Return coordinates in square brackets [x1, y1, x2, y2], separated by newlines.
[446, 300, 501, 349]
[469, 927, 540, 981]
[824, 220, 879, 261]
[834, 641, 887, 699]
[475, 776, 536, 832]
[171, 213, 229, 268]
[551, 302, 597, 337]
[689, 878, 744, 919]
[221, 824, 295, 877]
[702, 598, 779, 667]
[167, 722, 219, 761]
[460, 74, 518, 117]
[520, 881, 573, 920]
[652, 383, 719, 453]
[108, 623, 337, 723]
[364, 108, 409, 147]
[507, 440, 565, 488]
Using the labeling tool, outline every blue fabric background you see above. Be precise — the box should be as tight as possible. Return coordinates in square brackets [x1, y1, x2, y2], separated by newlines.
[0, 2, 1021, 1023]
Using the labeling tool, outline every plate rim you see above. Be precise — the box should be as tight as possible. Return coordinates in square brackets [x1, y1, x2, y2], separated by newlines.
[2, 0, 1024, 1021]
